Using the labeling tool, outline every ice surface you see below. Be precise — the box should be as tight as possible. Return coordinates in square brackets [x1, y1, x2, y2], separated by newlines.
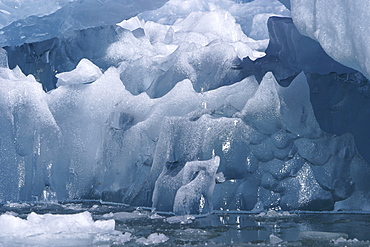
[290, 0, 370, 80]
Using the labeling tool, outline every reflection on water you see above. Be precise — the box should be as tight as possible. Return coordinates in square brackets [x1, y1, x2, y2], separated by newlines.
[1, 201, 370, 246]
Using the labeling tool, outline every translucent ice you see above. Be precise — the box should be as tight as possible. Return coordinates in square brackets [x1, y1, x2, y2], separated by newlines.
[0, 0, 168, 47]
[238, 72, 282, 134]
[290, 0, 370, 79]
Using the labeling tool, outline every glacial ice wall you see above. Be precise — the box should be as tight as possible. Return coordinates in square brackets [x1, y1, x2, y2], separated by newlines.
[0, 0, 168, 47]
[0, 0, 370, 213]
[1, 60, 369, 212]
[290, 0, 370, 80]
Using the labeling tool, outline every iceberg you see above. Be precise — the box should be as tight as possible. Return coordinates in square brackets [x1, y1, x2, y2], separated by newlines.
[0, 0, 370, 216]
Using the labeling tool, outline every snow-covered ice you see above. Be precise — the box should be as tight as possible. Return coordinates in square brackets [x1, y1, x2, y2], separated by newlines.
[0, 211, 131, 246]
[55, 59, 102, 87]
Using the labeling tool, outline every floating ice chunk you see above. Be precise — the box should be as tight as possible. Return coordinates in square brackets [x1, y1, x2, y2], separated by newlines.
[173, 228, 220, 241]
[165, 215, 195, 224]
[56, 59, 102, 87]
[254, 209, 296, 219]
[136, 233, 169, 245]
[0, 211, 127, 246]
[103, 211, 148, 222]
[331, 237, 363, 245]
[270, 234, 283, 244]
[300, 231, 348, 241]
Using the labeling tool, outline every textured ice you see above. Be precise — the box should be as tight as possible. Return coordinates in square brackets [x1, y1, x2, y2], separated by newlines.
[0, 66, 59, 202]
[110, 6, 271, 97]
[0, 0, 168, 47]
[159, 156, 220, 215]
[4, 0, 289, 92]
[1, 58, 368, 212]
[290, 0, 370, 80]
